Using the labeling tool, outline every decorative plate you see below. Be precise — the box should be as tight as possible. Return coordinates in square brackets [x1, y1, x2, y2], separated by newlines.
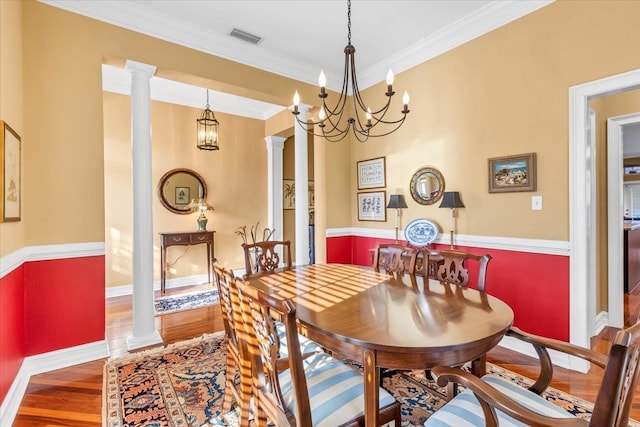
[404, 218, 439, 247]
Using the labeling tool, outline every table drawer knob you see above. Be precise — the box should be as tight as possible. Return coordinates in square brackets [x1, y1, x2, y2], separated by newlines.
[172, 236, 182, 242]
[196, 235, 205, 241]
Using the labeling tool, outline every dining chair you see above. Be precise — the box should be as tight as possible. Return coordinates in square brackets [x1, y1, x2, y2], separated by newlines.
[214, 264, 323, 425]
[242, 240, 292, 278]
[237, 279, 402, 427]
[425, 321, 640, 426]
[425, 248, 492, 292]
[213, 265, 253, 426]
[372, 243, 419, 277]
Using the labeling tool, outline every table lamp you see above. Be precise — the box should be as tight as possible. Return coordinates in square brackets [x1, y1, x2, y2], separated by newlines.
[386, 194, 408, 243]
[439, 191, 464, 249]
[190, 198, 214, 231]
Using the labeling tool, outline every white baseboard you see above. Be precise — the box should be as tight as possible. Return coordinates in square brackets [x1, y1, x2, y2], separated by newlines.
[0, 339, 109, 426]
[594, 311, 609, 336]
[106, 274, 211, 298]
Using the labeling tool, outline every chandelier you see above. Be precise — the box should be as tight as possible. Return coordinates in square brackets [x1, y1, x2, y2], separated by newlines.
[292, 0, 410, 143]
[196, 89, 220, 150]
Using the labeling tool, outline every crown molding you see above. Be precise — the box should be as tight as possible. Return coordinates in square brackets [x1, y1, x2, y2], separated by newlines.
[41, 0, 553, 92]
[359, 0, 554, 88]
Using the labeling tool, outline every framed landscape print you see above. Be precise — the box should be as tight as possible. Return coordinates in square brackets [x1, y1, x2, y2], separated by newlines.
[357, 157, 386, 189]
[357, 191, 386, 222]
[488, 152, 537, 193]
[0, 121, 21, 222]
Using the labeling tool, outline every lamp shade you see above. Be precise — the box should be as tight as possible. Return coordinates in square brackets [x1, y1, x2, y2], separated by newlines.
[439, 191, 465, 209]
[387, 194, 408, 209]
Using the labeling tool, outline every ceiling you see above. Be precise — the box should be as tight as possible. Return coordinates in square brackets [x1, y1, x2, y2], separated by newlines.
[43, 0, 553, 119]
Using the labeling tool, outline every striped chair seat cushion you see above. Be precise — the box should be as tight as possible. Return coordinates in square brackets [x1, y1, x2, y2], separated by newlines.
[424, 374, 576, 427]
[279, 352, 397, 427]
[275, 320, 324, 358]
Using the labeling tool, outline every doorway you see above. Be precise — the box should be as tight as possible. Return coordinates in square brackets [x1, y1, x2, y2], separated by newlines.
[570, 68, 640, 372]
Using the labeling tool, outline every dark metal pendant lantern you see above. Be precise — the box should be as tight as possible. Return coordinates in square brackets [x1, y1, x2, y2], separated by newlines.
[197, 89, 220, 151]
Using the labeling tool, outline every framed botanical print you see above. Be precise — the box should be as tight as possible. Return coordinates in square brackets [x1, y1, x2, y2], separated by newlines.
[0, 121, 21, 222]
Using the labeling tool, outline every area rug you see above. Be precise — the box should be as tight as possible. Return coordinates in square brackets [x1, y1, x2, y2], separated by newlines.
[154, 288, 219, 315]
[104, 332, 635, 427]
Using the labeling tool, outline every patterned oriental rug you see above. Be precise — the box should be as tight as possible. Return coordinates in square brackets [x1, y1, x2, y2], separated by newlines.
[154, 288, 220, 315]
[103, 332, 637, 427]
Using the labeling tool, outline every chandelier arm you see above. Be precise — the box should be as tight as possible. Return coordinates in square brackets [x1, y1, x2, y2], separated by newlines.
[295, 115, 350, 142]
[362, 117, 407, 138]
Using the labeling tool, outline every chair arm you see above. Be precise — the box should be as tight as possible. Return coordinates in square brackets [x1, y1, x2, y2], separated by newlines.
[431, 367, 588, 427]
[508, 327, 607, 368]
[506, 327, 607, 395]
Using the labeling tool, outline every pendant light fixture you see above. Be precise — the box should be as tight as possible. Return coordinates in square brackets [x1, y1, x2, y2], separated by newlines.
[196, 89, 220, 151]
[292, 0, 410, 143]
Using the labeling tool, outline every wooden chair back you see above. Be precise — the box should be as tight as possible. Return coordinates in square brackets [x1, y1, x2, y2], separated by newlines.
[591, 321, 640, 426]
[426, 248, 492, 292]
[212, 265, 253, 425]
[242, 240, 292, 278]
[237, 280, 308, 426]
[372, 243, 418, 277]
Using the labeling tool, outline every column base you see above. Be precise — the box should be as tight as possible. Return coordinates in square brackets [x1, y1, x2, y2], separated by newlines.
[125, 331, 163, 351]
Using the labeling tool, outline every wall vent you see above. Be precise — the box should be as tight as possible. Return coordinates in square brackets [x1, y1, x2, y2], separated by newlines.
[229, 28, 262, 45]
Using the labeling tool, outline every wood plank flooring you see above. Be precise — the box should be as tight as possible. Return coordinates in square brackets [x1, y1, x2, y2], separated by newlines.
[12, 283, 640, 426]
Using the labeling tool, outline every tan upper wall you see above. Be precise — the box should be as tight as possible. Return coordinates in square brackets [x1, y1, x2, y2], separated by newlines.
[0, 0, 25, 258]
[15, 0, 640, 259]
[351, 0, 640, 241]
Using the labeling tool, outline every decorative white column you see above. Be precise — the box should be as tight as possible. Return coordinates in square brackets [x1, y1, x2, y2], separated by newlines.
[125, 60, 162, 351]
[265, 136, 286, 241]
[294, 105, 310, 265]
[314, 133, 327, 264]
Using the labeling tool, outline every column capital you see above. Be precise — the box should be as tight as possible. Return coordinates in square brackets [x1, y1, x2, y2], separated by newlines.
[265, 135, 286, 150]
[125, 60, 157, 77]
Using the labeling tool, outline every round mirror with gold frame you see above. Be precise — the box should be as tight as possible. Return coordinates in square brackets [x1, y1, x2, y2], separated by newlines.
[157, 168, 207, 214]
[410, 167, 445, 205]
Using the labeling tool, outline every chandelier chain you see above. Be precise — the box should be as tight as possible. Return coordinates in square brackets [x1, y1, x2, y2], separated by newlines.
[347, 0, 351, 45]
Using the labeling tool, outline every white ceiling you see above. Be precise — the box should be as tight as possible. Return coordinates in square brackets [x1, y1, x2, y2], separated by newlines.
[44, 0, 553, 119]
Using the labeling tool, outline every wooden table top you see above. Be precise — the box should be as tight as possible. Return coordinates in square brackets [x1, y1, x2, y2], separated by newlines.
[246, 263, 514, 367]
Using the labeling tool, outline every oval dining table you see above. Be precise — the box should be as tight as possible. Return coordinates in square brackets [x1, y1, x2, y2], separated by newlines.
[244, 263, 514, 427]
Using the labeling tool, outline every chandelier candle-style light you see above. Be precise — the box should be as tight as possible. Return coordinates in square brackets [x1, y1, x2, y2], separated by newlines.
[292, 0, 410, 143]
[196, 89, 220, 151]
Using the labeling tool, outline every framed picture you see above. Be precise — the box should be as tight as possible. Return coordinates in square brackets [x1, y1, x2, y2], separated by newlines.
[283, 180, 314, 210]
[488, 152, 537, 193]
[357, 157, 386, 190]
[357, 191, 386, 222]
[175, 186, 190, 205]
[0, 121, 21, 222]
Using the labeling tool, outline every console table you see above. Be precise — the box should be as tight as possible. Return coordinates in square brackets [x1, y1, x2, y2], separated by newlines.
[160, 231, 215, 294]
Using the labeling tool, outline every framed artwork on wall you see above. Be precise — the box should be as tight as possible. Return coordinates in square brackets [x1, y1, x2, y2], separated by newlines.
[0, 120, 21, 222]
[488, 152, 537, 193]
[357, 191, 386, 222]
[357, 156, 386, 189]
[175, 187, 190, 205]
[283, 180, 314, 210]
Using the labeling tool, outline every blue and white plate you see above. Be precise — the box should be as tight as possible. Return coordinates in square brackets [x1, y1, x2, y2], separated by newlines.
[404, 218, 439, 247]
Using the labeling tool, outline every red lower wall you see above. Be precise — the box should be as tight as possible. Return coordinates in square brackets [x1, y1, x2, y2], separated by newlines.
[0, 265, 26, 404]
[327, 235, 569, 341]
[24, 256, 106, 355]
[0, 255, 105, 405]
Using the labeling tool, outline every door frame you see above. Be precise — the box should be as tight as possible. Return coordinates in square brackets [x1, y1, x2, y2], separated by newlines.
[570, 68, 640, 372]
[608, 112, 640, 328]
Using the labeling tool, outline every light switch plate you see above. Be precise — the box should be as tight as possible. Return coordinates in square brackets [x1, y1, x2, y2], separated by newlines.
[532, 195, 542, 211]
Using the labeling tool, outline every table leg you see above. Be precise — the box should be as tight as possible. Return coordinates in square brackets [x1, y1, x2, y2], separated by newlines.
[207, 242, 212, 284]
[160, 246, 166, 294]
[363, 348, 379, 427]
[471, 354, 487, 377]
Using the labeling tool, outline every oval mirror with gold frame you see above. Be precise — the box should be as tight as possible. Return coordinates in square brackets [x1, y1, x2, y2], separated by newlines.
[157, 168, 207, 214]
[410, 167, 445, 205]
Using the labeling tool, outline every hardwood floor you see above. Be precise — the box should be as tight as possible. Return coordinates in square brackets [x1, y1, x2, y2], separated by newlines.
[12, 283, 640, 426]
